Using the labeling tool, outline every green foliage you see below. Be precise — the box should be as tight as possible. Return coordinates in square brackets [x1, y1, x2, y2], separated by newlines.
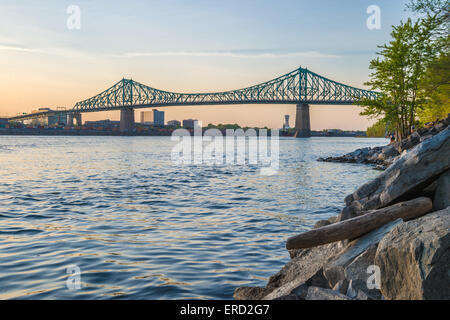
[366, 120, 388, 137]
[206, 123, 241, 130]
[417, 52, 450, 123]
[359, 18, 438, 140]
[358, 0, 449, 141]
[407, 0, 449, 22]
[407, 1, 450, 124]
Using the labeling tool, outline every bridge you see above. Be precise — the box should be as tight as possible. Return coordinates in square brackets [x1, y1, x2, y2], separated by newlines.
[8, 67, 378, 136]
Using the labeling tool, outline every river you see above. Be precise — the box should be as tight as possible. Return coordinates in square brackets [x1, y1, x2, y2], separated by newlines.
[0, 136, 387, 299]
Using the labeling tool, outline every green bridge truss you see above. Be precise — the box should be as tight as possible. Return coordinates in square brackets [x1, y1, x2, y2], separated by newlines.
[73, 67, 378, 112]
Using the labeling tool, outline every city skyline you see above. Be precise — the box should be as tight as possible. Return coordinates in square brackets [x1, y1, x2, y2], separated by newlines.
[0, 0, 411, 129]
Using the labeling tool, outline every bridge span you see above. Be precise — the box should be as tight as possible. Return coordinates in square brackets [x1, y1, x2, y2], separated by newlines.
[9, 67, 378, 136]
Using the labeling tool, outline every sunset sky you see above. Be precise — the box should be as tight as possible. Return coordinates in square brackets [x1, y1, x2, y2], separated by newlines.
[0, 0, 410, 130]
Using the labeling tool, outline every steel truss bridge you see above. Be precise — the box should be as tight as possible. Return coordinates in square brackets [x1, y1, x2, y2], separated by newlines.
[73, 67, 378, 112]
[8, 67, 378, 135]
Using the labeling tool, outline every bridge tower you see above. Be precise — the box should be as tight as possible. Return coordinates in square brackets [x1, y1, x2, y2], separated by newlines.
[120, 108, 135, 133]
[295, 104, 311, 138]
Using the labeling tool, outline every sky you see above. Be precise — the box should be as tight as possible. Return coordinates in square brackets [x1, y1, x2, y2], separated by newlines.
[0, 0, 411, 130]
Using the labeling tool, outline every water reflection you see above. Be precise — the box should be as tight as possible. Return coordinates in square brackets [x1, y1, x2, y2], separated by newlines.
[0, 136, 387, 299]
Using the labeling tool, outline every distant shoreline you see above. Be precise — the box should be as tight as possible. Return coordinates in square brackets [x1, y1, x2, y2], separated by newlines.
[0, 128, 371, 138]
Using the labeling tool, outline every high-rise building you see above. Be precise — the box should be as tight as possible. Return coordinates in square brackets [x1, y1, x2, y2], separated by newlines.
[182, 119, 199, 128]
[140, 109, 165, 126]
[153, 109, 164, 126]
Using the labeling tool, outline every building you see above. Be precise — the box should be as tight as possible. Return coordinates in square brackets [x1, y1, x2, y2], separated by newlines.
[153, 109, 164, 126]
[84, 119, 120, 129]
[182, 119, 199, 129]
[48, 113, 68, 126]
[28, 108, 68, 127]
[0, 118, 8, 128]
[167, 120, 181, 127]
[140, 109, 165, 126]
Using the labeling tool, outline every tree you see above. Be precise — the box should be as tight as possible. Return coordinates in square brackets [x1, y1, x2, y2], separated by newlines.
[407, 0, 450, 124]
[417, 52, 450, 123]
[407, 0, 449, 25]
[359, 18, 439, 140]
[366, 120, 389, 137]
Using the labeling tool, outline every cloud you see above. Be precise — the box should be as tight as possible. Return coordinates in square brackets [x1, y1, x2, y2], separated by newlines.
[0, 44, 44, 54]
[120, 50, 341, 59]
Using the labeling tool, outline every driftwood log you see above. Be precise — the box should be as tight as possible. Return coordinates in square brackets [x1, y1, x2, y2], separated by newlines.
[286, 197, 433, 250]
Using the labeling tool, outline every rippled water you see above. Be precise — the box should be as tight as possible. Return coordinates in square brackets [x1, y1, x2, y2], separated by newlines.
[0, 135, 387, 299]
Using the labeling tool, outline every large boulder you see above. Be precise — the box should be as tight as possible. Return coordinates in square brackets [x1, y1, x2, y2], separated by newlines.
[433, 170, 450, 211]
[378, 145, 400, 160]
[394, 131, 421, 153]
[374, 207, 450, 300]
[304, 287, 352, 300]
[260, 242, 343, 300]
[342, 127, 450, 219]
[323, 219, 402, 288]
[233, 287, 269, 300]
[344, 245, 382, 300]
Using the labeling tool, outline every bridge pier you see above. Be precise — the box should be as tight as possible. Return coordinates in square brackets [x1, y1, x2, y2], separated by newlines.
[68, 113, 82, 126]
[295, 104, 311, 138]
[68, 114, 74, 126]
[120, 108, 135, 133]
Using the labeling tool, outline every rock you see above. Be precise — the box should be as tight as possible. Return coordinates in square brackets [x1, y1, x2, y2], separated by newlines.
[319, 115, 448, 168]
[343, 245, 382, 300]
[339, 201, 364, 221]
[421, 180, 439, 198]
[344, 245, 377, 280]
[323, 219, 402, 288]
[332, 279, 349, 295]
[304, 287, 352, 300]
[290, 283, 309, 299]
[262, 281, 305, 300]
[271, 283, 308, 300]
[355, 289, 371, 300]
[395, 132, 421, 153]
[273, 294, 302, 300]
[262, 269, 330, 300]
[288, 248, 307, 259]
[380, 145, 400, 160]
[344, 194, 354, 206]
[433, 170, 450, 211]
[343, 127, 450, 215]
[374, 207, 450, 300]
[233, 287, 269, 300]
[305, 268, 331, 288]
[346, 279, 382, 300]
[420, 134, 433, 142]
[318, 146, 384, 166]
[346, 280, 358, 298]
[260, 242, 342, 300]
[314, 220, 331, 229]
[314, 215, 339, 229]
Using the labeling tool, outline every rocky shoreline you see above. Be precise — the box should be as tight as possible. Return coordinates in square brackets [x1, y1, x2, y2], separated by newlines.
[235, 117, 450, 300]
[318, 115, 450, 170]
